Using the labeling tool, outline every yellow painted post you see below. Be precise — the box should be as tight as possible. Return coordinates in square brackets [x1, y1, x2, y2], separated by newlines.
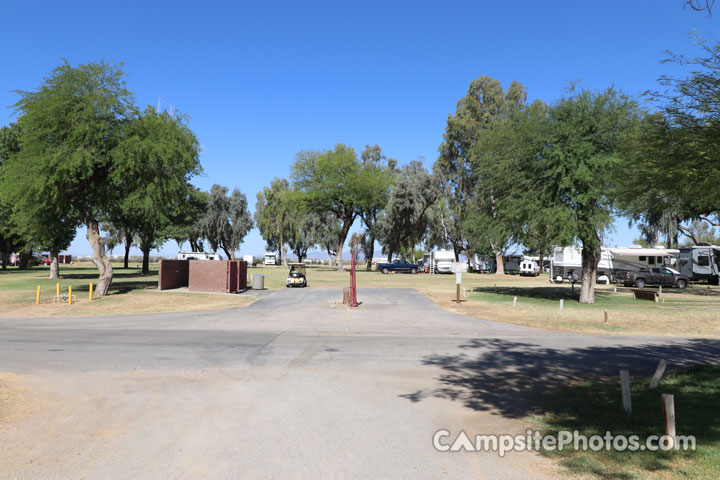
[89, 283, 93, 301]
[68, 286, 73, 304]
[36, 286, 41, 304]
[56, 283, 60, 297]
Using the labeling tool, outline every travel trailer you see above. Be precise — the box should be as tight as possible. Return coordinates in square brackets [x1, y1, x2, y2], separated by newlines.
[243, 254, 256, 266]
[264, 252, 278, 266]
[178, 251, 220, 260]
[429, 249, 455, 273]
[549, 246, 679, 282]
[678, 245, 720, 283]
[468, 254, 495, 273]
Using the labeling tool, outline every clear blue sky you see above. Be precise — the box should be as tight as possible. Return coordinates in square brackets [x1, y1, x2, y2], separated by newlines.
[1, 1, 715, 258]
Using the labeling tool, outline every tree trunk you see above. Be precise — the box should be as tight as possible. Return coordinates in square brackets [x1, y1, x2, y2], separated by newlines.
[327, 249, 333, 270]
[336, 219, 353, 272]
[579, 241, 601, 304]
[221, 245, 232, 261]
[365, 234, 375, 271]
[85, 215, 113, 296]
[123, 231, 132, 269]
[18, 249, 32, 270]
[538, 246, 545, 275]
[142, 246, 150, 276]
[494, 250, 505, 275]
[49, 249, 60, 279]
[282, 245, 287, 267]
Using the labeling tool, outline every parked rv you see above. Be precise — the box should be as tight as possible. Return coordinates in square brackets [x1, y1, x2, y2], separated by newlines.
[678, 245, 720, 284]
[264, 252, 278, 266]
[243, 254, 256, 266]
[469, 254, 495, 273]
[178, 251, 220, 260]
[429, 250, 455, 273]
[549, 246, 679, 283]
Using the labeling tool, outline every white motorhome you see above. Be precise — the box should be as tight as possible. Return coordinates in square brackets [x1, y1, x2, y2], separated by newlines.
[243, 254, 256, 266]
[678, 245, 720, 283]
[178, 251, 220, 260]
[264, 252, 278, 266]
[549, 246, 679, 282]
[430, 249, 455, 273]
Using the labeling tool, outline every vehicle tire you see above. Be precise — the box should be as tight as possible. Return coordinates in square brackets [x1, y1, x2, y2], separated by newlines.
[676, 279, 687, 289]
[634, 278, 646, 289]
[411, 268, 417, 274]
[382, 268, 389, 274]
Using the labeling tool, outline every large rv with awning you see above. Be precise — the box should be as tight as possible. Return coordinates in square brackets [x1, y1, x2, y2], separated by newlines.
[549, 246, 679, 283]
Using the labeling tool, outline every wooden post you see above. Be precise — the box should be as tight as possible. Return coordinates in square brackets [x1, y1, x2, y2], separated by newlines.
[494, 283, 497, 294]
[68, 286, 72, 305]
[36, 286, 41, 305]
[620, 370, 632, 414]
[603, 310, 609, 323]
[559, 299, 564, 317]
[613, 285, 617, 294]
[512, 296, 517, 308]
[89, 283, 94, 301]
[662, 394, 676, 450]
[649, 360, 668, 390]
[659, 285, 662, 296]
[453, 272, 464, 303]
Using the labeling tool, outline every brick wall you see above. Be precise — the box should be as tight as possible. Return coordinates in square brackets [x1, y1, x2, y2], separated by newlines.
[188, 261, 229, 293]
[158, 260, 190, 290]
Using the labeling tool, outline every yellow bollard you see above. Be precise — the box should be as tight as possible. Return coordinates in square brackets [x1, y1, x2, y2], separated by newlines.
[56, 283, 60, 297]
[68, 286, 72, 304]
[89, 283, 93, 301]
[36, 286, 41, 305]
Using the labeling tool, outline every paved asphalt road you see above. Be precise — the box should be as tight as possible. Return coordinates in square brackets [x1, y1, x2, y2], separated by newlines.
[1, 288, 718, 479]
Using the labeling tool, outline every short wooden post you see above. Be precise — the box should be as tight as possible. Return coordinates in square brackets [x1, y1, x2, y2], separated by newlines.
[662, 394, 676, 449]
[512, 296, 517, 308]
[89, 283, 93, 301]
[620, 370, 632, 414]
[68, 286, 73, 305]
[613, 285, 617, 294]
[559, 299, 564, 317]
[494, 284, 497, 294]
[659, 285, 662, 295]
[603, 310, 609, 323]
[36, 286, 41, 305]
[649, 359, 668, 390]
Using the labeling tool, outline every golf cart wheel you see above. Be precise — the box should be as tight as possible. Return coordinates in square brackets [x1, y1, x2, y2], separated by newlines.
[634, 278, 646, 289]
[676, 279, 687, 289]
[382, 268, 389, 274]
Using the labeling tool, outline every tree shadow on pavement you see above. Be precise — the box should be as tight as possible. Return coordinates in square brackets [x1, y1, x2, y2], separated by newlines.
[399, 338, 720, 418]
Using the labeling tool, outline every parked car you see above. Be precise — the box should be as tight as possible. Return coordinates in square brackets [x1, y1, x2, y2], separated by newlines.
[38, 257, 51, 265]
[377, 259, 418, 274]
[615, 267, 688, 289]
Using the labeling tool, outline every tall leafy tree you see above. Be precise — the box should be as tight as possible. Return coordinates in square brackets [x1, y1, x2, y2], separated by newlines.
[377, 161, 441, 262]
[2, 61, 136, 295]
[111, 106, 201, 274]
[0, 124, 24, 270]
[436, 76, 528, 262]
[358, 145, 395, 269]
[291, 144, 378, 271]
[254, 178, 294, 265]
[544, 87, 639, 303]
[199, 185, 254, 260]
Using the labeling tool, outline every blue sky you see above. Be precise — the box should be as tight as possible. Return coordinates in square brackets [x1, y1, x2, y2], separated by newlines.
[1, 1, 716, 258]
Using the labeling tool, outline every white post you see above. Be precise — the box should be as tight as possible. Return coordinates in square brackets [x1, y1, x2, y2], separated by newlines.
[559, 299, 564, 317]
[620, 370, 632, 414]
[649, 360, 668, 390]
[512, 296, 517, 308]
[662, 394, 676, 450]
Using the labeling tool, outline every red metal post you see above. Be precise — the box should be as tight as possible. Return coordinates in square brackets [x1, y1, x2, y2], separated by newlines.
[350, 253, 358, 307]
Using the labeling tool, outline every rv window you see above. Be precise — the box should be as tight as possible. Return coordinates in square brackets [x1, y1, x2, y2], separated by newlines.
[639, 256, 646, 261]
[698, 255, 710, 267]
[648, 256, 655, 265]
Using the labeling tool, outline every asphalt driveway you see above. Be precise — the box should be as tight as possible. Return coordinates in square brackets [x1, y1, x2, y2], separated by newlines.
[1, 288, 718, 479]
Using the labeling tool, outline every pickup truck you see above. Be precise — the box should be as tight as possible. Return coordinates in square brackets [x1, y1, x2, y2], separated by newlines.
[377, 259, 419, 274]
[616, 267, 688, 289]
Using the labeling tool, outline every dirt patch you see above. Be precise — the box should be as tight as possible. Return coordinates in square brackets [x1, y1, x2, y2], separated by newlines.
[0, 372, 26, 424]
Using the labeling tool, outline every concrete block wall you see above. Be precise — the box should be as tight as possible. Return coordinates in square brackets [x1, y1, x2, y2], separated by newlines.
[158, 260, 190, 290]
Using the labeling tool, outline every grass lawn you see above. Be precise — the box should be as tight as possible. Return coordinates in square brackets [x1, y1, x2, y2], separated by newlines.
[0, 262, 252, 317]
[2, 263, 719, 337]
[529, 365, 720, 480]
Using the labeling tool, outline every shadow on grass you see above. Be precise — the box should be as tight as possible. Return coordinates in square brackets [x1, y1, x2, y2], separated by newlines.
[470, 285, 610, 302]
[109, 280, 158, 294]
[399, 338, 720, 418]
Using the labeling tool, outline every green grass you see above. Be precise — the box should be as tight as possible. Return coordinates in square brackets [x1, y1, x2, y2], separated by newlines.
[530, 366, 720, 479]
